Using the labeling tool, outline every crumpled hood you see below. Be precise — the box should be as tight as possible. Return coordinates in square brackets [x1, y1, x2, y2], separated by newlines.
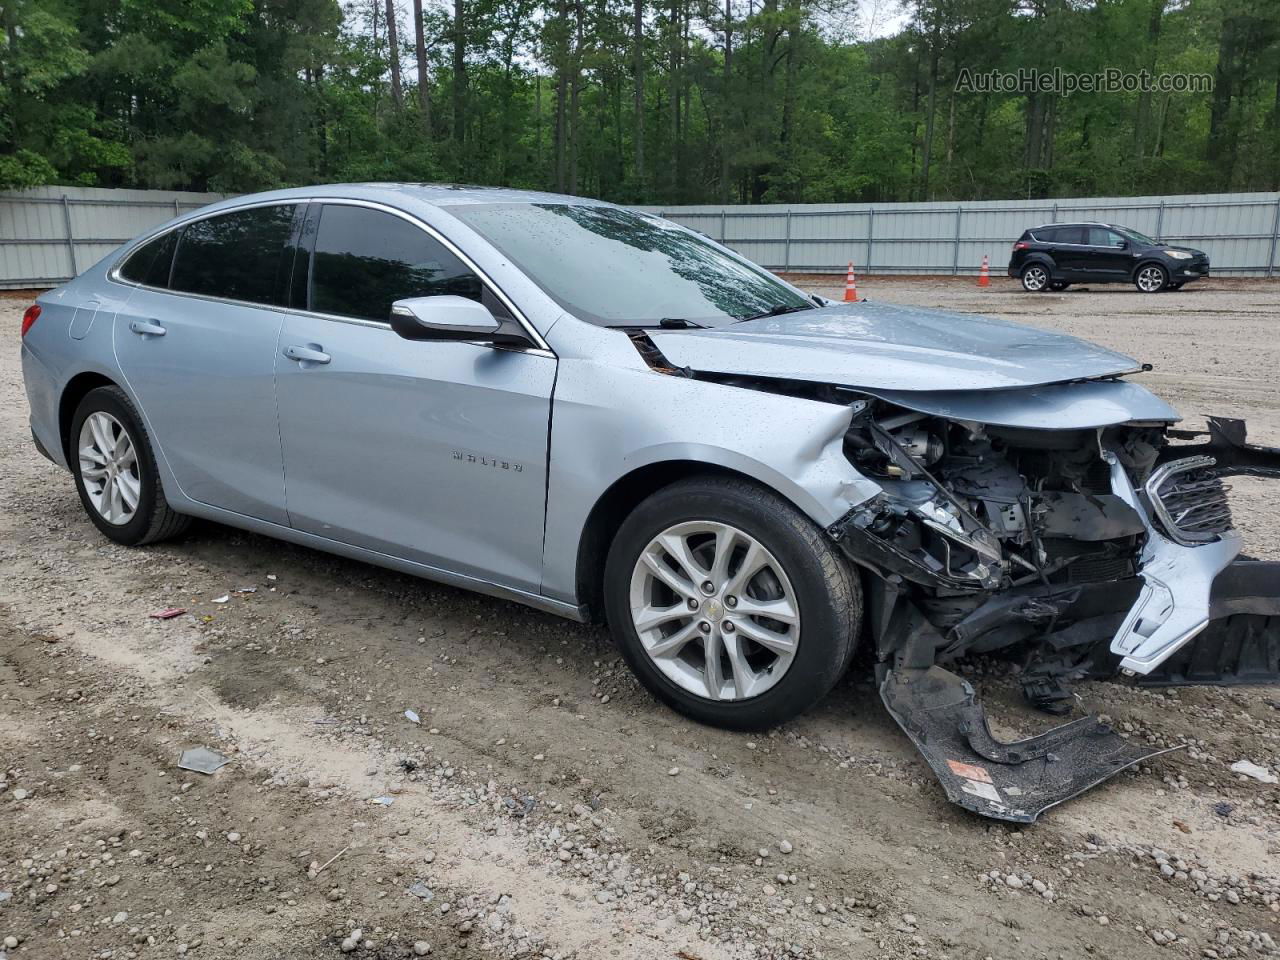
[647, 301, 1142, 392]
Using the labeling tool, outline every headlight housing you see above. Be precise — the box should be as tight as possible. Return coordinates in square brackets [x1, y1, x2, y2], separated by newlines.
[1164, 250, 1193, 259]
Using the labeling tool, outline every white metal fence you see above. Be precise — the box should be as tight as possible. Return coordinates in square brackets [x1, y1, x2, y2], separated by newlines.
[0, 186, 225, 289]
[3, 186, 1278, 288]
[643, 191, 1280, 277]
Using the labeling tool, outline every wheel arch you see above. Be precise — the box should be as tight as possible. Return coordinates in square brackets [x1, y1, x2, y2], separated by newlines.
[59, 371, 120, 464]
[1131, 258, 1169, 281]
[575, 460, 798, 623]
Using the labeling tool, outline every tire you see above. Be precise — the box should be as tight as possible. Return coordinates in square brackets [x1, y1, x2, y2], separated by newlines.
[1134, 263, 1168, 293]
[70, 385, 191, 546]
[1020, 263, 1051, 292]
[1049, 281, 1071, 291]
[603, 475, 861, 730]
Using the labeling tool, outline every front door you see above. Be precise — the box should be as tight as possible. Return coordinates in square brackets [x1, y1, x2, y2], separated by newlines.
[114, 203, 296, 525]
[1084, 226, 1133, 280]
[273, 202, 555, 594]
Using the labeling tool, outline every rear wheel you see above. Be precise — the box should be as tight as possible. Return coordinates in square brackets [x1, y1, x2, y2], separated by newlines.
[70, 386, 191, 546]
[1135, 263, 1168, 293]
[603, 476, 860, 730]
[1020, 264, 1051, 292]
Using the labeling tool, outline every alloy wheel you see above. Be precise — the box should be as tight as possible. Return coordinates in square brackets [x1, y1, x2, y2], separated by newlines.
[78, 411, 140, 525]
[1136, 265, 1166, 292]
[628, 521, 800, 701]
[1022, 266, 1048, 291]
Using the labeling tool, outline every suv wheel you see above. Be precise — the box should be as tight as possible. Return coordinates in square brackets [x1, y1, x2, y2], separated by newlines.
[603, 476, 861, 730]
[1020, 264, 1050, 292]
[1135, 264, 1168, 293]
[70, 386, 192, 546]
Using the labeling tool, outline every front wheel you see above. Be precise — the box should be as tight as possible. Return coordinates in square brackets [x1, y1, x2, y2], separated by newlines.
[1135, 264, 1168, 293]
[603, 476, 861, 730]
[1020, 264, 1051, 292]
[70, 386, 191, 546]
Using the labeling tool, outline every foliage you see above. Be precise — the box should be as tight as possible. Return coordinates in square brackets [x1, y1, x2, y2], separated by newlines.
[1, 0, 1277, 199]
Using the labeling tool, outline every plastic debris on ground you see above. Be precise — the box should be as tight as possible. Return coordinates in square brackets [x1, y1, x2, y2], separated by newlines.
[405, 709, 421, 724]
[149, 608, 186, 620]
[177, 747, 233, 775]
[370, 795, 394, 806]
[408, 882, 435, 901]
[1230, 760, 1278, 783]
[211, 595, 230, 604]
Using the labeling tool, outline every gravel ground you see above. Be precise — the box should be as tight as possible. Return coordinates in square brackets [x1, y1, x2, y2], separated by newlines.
[2, 278, 1279, 960]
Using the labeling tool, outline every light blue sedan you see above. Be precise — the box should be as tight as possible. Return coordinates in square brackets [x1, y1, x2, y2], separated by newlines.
[20, 184, 1278, 821]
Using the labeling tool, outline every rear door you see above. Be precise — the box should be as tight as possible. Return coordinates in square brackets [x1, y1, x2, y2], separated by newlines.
[114, 203, 296, 525]
[1047, 226, 1089, 277]
[273, 202, 556, 594]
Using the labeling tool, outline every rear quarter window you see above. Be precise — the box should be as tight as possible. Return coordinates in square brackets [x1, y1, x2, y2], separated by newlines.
[118, 231, 178, 287]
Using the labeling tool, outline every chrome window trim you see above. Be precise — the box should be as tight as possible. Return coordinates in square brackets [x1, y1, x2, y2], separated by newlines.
[107, 195, 553, 354]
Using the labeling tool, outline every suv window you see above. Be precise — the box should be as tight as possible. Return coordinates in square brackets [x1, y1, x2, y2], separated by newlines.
[1088, 227, 1126, 247]
[308, 204, 504, 323]
[1052, 226, 1086, 245]
[170, 204, 296, 305]
[119, 230, 178, 287]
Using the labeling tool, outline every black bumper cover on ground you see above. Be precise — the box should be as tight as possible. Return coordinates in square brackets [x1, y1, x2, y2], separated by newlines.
[880, 666, 1179, 823]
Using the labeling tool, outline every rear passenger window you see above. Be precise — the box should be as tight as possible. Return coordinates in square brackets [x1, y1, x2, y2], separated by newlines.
[119, 231, 177, 287]
[170, 204, 296, 305]
[1054, 226, 1086, 244]
[308, 204, 505, 322]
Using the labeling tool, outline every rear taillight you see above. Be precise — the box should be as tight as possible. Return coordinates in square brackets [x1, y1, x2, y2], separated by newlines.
[1012, 241, 1029, 251]
[21, 304, 41, 338]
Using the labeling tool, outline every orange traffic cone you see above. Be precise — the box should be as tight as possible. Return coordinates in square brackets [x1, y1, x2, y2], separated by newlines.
[978, 255, 991, 287]
[843, 261, 859, 302]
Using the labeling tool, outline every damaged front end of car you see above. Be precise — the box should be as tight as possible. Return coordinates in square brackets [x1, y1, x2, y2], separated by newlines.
[826, 397, 1280, 822]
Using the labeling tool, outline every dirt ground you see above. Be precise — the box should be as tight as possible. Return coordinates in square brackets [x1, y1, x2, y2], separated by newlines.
[2, 277, 1279, 960]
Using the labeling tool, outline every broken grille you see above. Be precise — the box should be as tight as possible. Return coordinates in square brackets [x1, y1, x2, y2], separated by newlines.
[1146, 456, 1234, 546]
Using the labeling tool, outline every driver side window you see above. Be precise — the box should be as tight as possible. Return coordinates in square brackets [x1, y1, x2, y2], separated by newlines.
[306, 204, 510, 323]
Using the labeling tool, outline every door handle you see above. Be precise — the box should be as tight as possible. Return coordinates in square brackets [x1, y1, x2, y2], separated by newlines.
[283, 344, 331, 365]
[129, 319, 166, 337]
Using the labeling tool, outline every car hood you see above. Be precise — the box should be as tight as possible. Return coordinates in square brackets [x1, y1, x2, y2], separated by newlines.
[647, 301, 1142, 392]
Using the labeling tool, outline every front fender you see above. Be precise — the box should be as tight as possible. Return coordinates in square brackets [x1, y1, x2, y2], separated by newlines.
[541, 357, 881, 604]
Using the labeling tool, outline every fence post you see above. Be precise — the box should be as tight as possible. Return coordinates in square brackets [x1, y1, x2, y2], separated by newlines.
[1050, 203, 1059, 223]
[866, 208, 875, 273]
[720, 208, 727, 243]
[174, 197, 181, 217]
[61, 195, 78, 278]
[1155, 200, 1165, 241]
[952, 206, 962, 275]
[1268, 194, 1280, 278]
[783, 210, 792, 272]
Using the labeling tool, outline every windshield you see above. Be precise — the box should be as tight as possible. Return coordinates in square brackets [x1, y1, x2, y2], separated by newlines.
[1120, 226, 1158, 245]
[442, 203, 814, 327]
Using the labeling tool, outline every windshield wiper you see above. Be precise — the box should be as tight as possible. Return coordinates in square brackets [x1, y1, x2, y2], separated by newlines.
[737, 303, 816, 323]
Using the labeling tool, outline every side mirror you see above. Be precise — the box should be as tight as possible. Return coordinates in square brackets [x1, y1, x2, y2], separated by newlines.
[389, 295, 528, 346]
[1115, 239, 1128, 249]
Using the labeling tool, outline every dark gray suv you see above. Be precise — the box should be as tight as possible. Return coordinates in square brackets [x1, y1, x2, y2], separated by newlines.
[1008, 222, 1210, 293]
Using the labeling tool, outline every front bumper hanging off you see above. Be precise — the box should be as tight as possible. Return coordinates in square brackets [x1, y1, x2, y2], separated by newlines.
[865, 418, 1280, 822]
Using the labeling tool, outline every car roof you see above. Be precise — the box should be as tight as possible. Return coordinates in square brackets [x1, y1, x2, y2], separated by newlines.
[224, 182, 611, 209]
[1028, 221, 1116, 231]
